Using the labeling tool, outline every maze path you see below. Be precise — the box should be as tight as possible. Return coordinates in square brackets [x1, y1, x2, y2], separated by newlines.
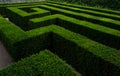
[0, 1, 120, 76]
[0, 41, 13, 69]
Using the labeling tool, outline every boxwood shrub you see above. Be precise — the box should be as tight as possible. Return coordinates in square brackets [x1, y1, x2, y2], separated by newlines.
[0, 50, 81, 76]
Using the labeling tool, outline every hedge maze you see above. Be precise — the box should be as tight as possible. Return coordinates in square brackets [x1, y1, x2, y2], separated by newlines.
[0, 1, 120, 76]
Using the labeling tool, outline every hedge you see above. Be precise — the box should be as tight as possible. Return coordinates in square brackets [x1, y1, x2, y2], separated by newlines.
[0, 15, 26, 56]
[50, 0, 120, 10]
[49, 1, 120, 15]
[5, 7, 50, 30]
[0, 1, 120, 76]
[30, 14, 120, 49]
[11, 23, 120, 75]
[29, 14, 57, 29]
[38, 4, 120, 31]
[51, 25, 120, 76]
[45, 2, 120, 21]
[0, 50, 81, 76]
[0, 15, 51, 61]
[0, 1, 48, 17]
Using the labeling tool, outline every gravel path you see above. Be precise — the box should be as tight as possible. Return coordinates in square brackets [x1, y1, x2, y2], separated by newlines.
[0, 41, 13, 69]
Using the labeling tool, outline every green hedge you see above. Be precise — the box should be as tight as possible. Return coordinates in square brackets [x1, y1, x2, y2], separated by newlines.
[0, 15, 51, 61]
[49, 1, 120, 15]
[30, 14, 120, 49]
[29, 14, 57, 29]
[38, 4, 120, 31]
[13, 32, 51, 60]
[45, 2, 120, 21]
[5, 7, 50, 30]
[0, 1, 47, 17]
[0, 1, 120, 76]
[51, 25, 120, 76]
[0, 50, 81, 76]
[0, 15, 52, 61]
[57, 15, 120, 49]
[0, 15, 26, 58]
[51, 0, 120, 10]
[0, 15, 120, 75]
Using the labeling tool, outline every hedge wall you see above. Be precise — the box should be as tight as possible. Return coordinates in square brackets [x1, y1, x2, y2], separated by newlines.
[0, 1, 120, 76]
[51, 0, 120, 10]
[0, 50, 81, 76]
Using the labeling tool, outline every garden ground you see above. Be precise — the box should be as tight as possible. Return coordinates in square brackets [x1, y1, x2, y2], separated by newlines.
[0, 41, 13, 69]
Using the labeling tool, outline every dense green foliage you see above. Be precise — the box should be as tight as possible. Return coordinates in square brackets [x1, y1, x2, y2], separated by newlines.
[0, 50, 80, 76]
[0, 1, 120, 76]
[51, 0, 120, 10]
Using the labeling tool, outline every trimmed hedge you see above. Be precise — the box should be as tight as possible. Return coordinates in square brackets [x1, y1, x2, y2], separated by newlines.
[38, 4, 120, 31]
[51, 0, 120, 10]
[0, 1, 120, 76]
[49, 1, 120, 15]
[0, 15, 51, 61]
[5, 7, 50, 30]
[0, 15, 27, 58]
[30, 14, 120, 49]
[29, 14, 57, 29]
[0, 50, 81, 76]
[51, 25, 120, 76]
[45, 2, 120, 21]
[13, 32, 51, 60]
[0, 1, 48, 17]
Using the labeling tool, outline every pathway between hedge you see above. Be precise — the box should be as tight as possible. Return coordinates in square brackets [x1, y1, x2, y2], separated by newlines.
[0, 41, 13, 69]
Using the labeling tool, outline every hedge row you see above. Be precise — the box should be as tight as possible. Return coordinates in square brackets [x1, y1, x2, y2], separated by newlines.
[0, 50, 81, 76]
[0, 1, 48, 17]
[4, 7, 50, 30]
[45, 2, 120, 21]
[49, 1, 120, 15]
[38, 4, 120, 31]
[30, 14, 120, 49]
[0, 14, 120, 75]
[0, 15, 52, 61]
[0, 1, 120, 76]
[51, 0, 120, 10]
[3, 1, 120, 31]
[0, 15, 29, 60]
[0, 15, 50, 60]
[51, 25, 120, 76]
[29, 14, 57, 29]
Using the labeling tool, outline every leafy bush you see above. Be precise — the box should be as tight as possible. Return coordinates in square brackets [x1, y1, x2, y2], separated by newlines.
[51, 0, 120, 10]
[0, 1, 120, 76]
[0, 50, 81, 76]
